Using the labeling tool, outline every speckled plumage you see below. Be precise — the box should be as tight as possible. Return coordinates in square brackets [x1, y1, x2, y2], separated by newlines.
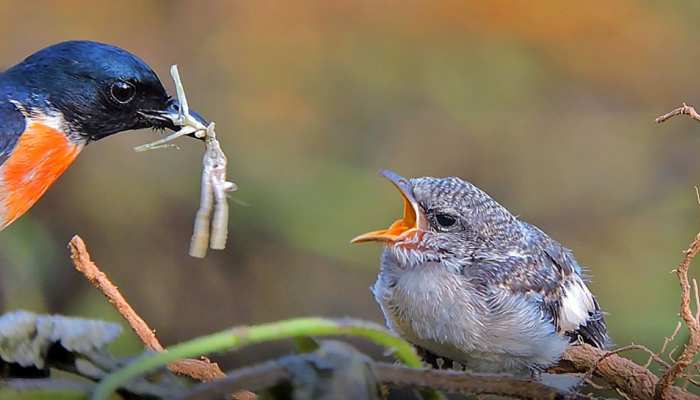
[369, 174, 610, 375]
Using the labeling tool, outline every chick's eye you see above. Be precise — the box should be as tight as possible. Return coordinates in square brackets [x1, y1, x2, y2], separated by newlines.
[110, 81, 136, 104]
[435, 213, 457, 229]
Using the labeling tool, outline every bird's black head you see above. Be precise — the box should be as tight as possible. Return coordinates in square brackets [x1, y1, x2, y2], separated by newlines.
[4, 40, 204, 141]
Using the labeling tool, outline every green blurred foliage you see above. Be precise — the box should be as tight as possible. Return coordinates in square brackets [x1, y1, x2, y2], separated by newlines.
[0, 0, 699, 369]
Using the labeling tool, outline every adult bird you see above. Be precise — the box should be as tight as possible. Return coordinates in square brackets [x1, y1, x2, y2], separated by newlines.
[352, 170, 609, 375]
[0, 40, 206, 230]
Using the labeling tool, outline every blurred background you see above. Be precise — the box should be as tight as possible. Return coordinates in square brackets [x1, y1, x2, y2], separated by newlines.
[0, 0, 699, 370]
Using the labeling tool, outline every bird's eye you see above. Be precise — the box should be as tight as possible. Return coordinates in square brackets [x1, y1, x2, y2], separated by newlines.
[434, 213, 457, 230]
[110, 81, 136, 104]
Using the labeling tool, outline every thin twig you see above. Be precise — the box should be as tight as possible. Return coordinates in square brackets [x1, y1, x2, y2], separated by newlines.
[69, 236, 164, 354]
[584, 377, 605, 390]
[67, 235, 255, 400]
[616, 388, 633, 400]
[669, 346, 680, 363]
[689, 365, 700, 388]
[656, 103, 700, 124]
[586, 344, 671, 383]
[655, 231, 700, 399]
[647, 322, 683, 369]
[694, 279, 700, 321]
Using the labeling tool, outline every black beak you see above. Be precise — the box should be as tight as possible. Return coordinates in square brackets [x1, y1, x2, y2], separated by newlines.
[141, 99, 209, 139]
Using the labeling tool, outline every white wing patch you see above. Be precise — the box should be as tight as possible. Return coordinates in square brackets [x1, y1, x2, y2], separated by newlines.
[557, 276, 596, 333]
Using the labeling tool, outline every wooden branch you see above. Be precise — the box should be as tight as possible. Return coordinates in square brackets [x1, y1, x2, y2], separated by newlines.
[178, 361, 289, 400]
[180, 361, 582, 400]
[656, 103, 700, 124]
[656, 232, 700, 399]
[67, 235, 255, 400]
[559, 344, 696, 400]
[69, 237, 164, 354]
[375, 363, 584, 400]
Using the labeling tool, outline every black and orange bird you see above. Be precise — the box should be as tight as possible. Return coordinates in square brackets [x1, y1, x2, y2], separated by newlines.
[0, 40, 206, 230]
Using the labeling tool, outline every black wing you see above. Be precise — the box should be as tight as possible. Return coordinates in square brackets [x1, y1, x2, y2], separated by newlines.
[0, 100, 25, 166]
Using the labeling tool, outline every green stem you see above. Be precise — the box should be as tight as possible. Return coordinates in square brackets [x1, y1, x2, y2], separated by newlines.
[91, 317, 421, 400]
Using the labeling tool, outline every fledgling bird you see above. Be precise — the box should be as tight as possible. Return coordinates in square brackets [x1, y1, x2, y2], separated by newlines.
[353, 170, 610, 375]
[0, 40, 206, 230]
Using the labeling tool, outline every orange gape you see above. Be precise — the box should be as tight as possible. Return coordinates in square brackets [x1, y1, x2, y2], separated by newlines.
[0, 123, 82, 229]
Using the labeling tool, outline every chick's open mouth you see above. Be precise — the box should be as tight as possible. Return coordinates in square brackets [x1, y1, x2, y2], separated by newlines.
[351, 170, 427, 244]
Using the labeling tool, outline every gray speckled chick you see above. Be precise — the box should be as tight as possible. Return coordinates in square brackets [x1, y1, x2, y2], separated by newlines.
[352, 170, 609, 375]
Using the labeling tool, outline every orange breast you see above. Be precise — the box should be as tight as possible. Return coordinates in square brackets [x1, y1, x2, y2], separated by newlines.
[0, 123, 82, 229]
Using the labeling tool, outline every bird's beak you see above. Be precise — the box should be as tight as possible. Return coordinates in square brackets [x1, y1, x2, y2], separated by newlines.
[141, 99, 209, 139]
[351, 170, 429, 244]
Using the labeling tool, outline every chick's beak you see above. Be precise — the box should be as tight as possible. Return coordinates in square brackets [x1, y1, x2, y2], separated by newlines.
[351, 170, 428, 244]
